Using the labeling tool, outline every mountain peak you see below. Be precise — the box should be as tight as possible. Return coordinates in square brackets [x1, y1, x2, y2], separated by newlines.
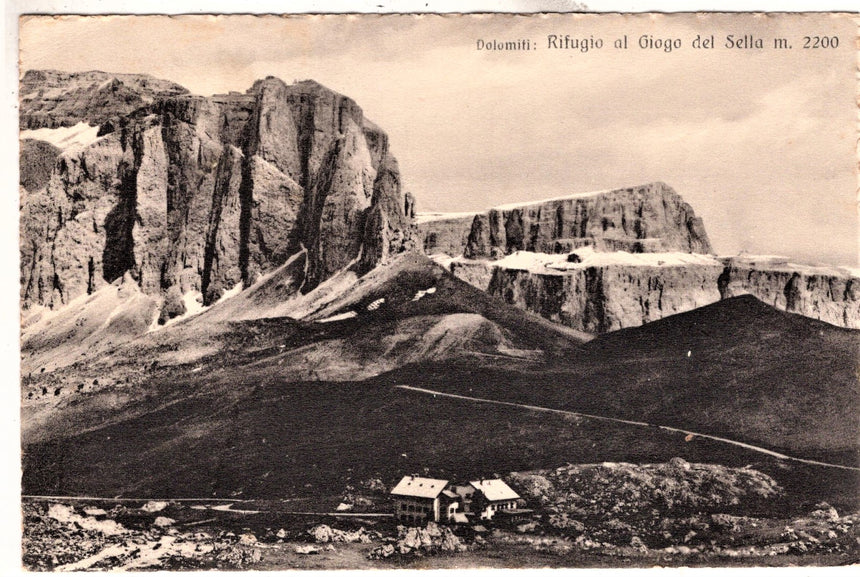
[20, 70, 416, 319]
[20, 69, 189, 130]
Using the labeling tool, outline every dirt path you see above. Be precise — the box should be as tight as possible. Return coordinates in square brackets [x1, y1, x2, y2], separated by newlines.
[396, 385, 860, 472]
[22, 495, 394, 518]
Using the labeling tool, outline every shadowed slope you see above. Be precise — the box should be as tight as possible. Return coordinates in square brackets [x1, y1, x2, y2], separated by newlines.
[375, 295, 860, 466]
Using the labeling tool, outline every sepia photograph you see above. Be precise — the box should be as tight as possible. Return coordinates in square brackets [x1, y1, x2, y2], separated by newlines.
[14, 8, 860, 570]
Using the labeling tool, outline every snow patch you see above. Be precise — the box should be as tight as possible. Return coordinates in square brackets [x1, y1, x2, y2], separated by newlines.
[155, 291, 205, 329]
[721, 254, 860, 278]
[412, 286, 437, 301]
[215, 282, 244, 304]
[493, 188, 614, 212]
[55, 535, 215, 572]
[317, 311, 358, 323]
[150, 283, 245, 332]
[429, 253, 458, 269]
[414, 211, 479, 224]
[48, 504, 126, 536]
[20, 122, 101, 151]
[366, 298, 385, 311]
[487, 250, 722, 273]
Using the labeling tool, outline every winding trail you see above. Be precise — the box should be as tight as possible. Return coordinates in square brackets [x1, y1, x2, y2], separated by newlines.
[395, 385, 860, 472]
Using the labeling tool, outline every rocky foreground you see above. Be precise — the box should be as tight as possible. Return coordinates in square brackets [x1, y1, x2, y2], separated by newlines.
[23, 460, 860, 570]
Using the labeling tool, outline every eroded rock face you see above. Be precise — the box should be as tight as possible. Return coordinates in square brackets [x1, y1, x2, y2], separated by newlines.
[418, 214, 477, 256]
[448, 256, 859, 332]
[719, 262, 860, 329]
[418, 182, 712, 259]
[20, 73, 415, 318]
[19, 69, 189, 130]
[485, 262, 724, 334]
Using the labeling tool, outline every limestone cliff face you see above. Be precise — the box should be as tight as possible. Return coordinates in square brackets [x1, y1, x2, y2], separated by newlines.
[719, 262, 860, 329]
[478, 259, 724, 334]
[417, 182, 712, 259]
[418, 214, 477, 256]
[20, 69, 189, 130]
[447, 256, 859, 332]
[20, 73, 415, 318]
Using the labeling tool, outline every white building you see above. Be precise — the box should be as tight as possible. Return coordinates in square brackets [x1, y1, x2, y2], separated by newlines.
[470, 479, 520, 520]
[390, 476, 449, 523]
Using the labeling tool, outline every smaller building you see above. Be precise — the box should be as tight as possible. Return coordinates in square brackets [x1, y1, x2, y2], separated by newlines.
[452, 484, 476, 514]
[390, 476, 449, 523]
[439, 489, 461, 522]
[469, 479, 520, 520]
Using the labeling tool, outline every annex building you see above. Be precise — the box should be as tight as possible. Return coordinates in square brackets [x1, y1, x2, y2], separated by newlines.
[390, 475, 521, 524]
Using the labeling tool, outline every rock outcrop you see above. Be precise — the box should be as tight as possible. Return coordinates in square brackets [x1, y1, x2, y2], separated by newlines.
[19, 139, 61, 192]
[417, 182, 712, 259]
[443, 252, 859, 332]
[20, 73, 415, 319]
[417, 212, 478, 256]
[19, 69, 189, 130]
[719, 259, 860, 329]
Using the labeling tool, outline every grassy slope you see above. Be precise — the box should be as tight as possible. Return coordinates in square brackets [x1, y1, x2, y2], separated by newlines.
[375, 296, 860, 464]
[22, 254, 593, 493]
[21, 260, 859, 512]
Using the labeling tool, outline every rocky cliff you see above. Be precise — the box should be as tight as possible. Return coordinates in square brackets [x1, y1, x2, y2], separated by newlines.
[417, 212, 479, 256]
[20, 73, 416, 320]
[19, 69, 189, 130]
[19, 139, 60, 192]
[417, 182, 712, 259]
[444, 252, 859, 332]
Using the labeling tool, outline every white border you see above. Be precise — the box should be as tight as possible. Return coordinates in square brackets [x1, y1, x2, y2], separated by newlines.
[3, 2, 857, 576]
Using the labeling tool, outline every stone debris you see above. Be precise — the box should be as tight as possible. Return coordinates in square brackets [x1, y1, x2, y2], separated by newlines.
[368, 522, 465, 559]
[308, 524, 376, 544]
[24, 502, 264, 571]
[153, 516, 175, 527]
[140, 501, 169, 513]
[508, 459, 784, 547]
[22, 472, 860, 570]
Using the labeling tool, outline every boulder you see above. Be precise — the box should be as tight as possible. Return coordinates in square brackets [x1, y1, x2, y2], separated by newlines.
[140, 501, 168, 513]
[152, 516, 175, 527]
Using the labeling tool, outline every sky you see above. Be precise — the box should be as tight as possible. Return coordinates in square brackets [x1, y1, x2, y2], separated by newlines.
[18, 12, 858, 265]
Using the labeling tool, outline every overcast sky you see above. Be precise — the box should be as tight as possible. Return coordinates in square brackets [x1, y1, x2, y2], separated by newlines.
[19, 13, 858, 265]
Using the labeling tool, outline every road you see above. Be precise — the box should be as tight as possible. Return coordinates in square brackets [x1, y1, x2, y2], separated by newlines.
[396, 385, 860, 472]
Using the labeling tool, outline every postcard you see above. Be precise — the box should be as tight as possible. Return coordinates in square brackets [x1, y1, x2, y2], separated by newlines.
[17, 11, 859, 570]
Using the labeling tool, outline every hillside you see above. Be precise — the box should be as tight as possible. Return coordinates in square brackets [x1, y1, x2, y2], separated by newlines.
[21, 252, 588, 442]
[378, 295, 860, 466]
[22, 281, 860, 515]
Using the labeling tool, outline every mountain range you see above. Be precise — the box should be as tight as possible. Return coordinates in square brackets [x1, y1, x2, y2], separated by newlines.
[18, 70, 859, 514]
